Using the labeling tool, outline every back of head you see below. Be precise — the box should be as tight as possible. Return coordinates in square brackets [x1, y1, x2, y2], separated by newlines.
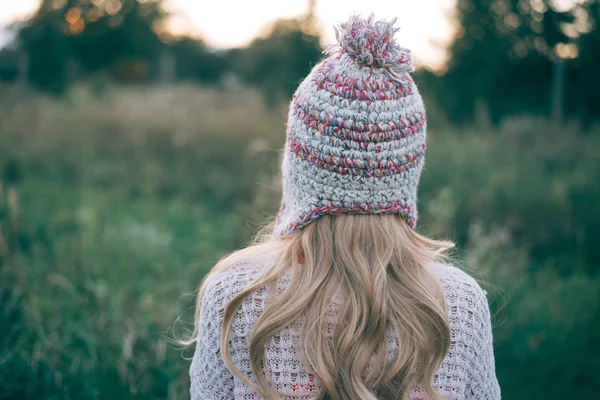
[193, 14, 453, 400]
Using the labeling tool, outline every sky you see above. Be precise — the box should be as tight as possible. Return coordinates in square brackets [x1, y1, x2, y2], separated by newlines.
[0, 0, 458, 68]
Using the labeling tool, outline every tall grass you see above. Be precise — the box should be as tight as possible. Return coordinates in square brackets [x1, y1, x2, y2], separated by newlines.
[0, 84, 598, 399]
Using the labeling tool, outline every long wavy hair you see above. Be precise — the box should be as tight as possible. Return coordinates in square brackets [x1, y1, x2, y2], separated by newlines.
[188, 214, 453, 399]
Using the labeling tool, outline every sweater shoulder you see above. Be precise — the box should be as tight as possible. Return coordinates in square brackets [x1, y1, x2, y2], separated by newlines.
[428, 262, 493, 338]
[429, 262, 489, 302]
[202, 260, 265, 311]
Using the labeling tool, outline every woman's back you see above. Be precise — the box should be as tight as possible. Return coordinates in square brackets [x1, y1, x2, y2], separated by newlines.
[190, 260, 500, 399]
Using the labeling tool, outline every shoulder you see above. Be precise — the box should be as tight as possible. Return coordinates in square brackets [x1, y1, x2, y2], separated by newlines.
[428, 262, 492, 334]
[201, 260, 265, 309]
[429, 262, 489, 303]
[200, 258, 273, 341]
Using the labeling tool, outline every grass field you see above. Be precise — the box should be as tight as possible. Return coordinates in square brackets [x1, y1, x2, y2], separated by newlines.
[1, 83, 599, 399]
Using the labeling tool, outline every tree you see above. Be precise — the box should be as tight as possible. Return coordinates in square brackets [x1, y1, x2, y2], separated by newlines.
[229, 17, 323, 105]
[19, 0, 167, 93]
[165, 37, 226, 84]
[568, 0, 600, 123]
[440, 0, 584, 124]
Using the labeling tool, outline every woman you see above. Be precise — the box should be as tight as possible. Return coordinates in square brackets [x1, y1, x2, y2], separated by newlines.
[188, 14, 501, 400]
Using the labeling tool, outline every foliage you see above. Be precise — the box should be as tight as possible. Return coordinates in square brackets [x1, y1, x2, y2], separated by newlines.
[420, 116, 600, 274]
[573, 0, 600, 122]
[9, 0, 600, 124]
[166, 37, 226, 83]
[13, 1, 320, 99]
[438, 0, 600, 123]
[229, 17, 323, 104]
[464, 223, 600, 399]
[0, 84, 598, 399]
[0, 84, 282, 399]
[18, 0, 167, 93]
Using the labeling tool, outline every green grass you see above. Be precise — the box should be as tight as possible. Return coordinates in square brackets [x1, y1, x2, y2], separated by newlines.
[1, 84, 599, 399]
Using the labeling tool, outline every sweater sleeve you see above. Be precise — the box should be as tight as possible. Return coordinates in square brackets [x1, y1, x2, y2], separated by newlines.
[464, 282, 501, 399]
[190, 277, 235, 400]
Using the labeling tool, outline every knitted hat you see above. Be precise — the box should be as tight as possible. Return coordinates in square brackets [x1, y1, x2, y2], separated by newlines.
[274, 14, 427, 236]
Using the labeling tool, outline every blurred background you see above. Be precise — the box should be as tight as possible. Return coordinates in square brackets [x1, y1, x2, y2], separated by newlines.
[0, 0, 599, 399]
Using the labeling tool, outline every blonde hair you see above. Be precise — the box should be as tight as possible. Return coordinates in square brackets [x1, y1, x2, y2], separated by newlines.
[189, 215, 453, 399]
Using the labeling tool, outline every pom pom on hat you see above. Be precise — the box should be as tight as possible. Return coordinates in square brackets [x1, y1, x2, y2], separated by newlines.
[326, 13, 414, 75]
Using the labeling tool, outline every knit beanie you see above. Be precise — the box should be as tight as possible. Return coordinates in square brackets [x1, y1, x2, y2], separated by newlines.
[274, 14, 427, 236]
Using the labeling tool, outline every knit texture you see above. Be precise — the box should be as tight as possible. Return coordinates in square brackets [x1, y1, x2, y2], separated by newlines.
[274, 14, 426, 236]
[189, 261, 501, 399]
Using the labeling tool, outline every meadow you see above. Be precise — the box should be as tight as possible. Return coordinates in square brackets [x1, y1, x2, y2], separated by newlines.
[1, 83, 599, 399]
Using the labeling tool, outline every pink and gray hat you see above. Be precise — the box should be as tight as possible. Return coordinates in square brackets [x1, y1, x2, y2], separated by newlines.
[274, 14, 427, 236]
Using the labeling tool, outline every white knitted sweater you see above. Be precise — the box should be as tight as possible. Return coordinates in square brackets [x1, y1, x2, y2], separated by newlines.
[190, 260, 501, 399]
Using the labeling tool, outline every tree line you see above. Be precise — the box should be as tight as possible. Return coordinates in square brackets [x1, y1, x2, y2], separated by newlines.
[1, 0, 599, 124]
